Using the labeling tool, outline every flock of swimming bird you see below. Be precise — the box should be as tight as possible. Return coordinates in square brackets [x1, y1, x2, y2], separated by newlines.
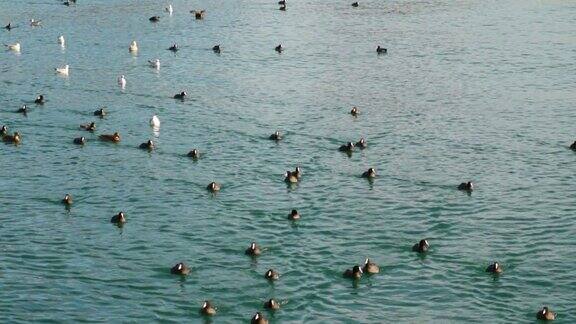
[2, 1, 567, 322]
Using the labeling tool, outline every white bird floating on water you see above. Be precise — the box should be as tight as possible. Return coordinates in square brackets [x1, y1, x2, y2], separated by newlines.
[30, 19, 42, 27]
[166, 4, 173, 15]
[55, 64, 69, 75]
[150, 115, 160, 128]
[118, 75, 126, 88]
[58, 35, 65, 47]
[129, 41, 138, 52]
[5, 42, 21, 52]
[148, 59, 160, 69]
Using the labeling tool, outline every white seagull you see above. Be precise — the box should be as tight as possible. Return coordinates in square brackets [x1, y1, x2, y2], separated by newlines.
[118, 75, 126, 88]
[55, 64, 69, 75]
[150, 115, 160, 128]
[5, 42, 21, 52]
[58, 35, 65, 47]
[129, 40, 138, 52]
[148, 59, 160, 69]
[165, 4, 173, 15]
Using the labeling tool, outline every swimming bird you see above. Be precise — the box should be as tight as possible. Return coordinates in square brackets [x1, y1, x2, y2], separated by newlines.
[279, 4, 286, 11]
[293, 166, 302, 179]
[139, 140, 154, 150]
[458, 181, 474, 192]
[34, 95, 44, 104]
[288, 209, 300, 220]
[278, 0, 286, 4]
[187, 149, 200, 159]
[5, 42, 21, 52]
[191, 10, 205, 20]
[486, 262, 502, 274]
[339, 142, 355, 153]
[94, 108, 106, 117]
[200, 301, 216, 316]
[212, 45, 221, 53]
[362, 168, 376, 178]
[4, 22, 13, 30]
[58, 35, 65, 46]
[129, 40, 138, 52]
[275, 44, 283, 53]
[148, 59, 160, 69]
[150, 115, 160, 128]
[0, 125, 8, 136]
[168, 44, 179, 52]
[377, 46, 387, 54]
[284, 171, 298, 183]
[149, 16, 160, 22]
[264, 269, 279, 281]
[536, 307, 556, 321]
[55, 64, 69, 75]
[207, 182, 221, 192]
[264, 298, 280, 310]
[29, 19, 42, 27]
[2, 132, 21, 144]
[343, 265, 363, 279]
[62, 194, 73, 206]
[99, 132, 120, 142]
[362, 258, 379, 274]
[173, 91, 187, 100]
[269, 131, 282, 141]
[73, 137, 86, 145]
[350, 107, 359, 116]
[110, 212, 126, 224]
[245, 242, 261, 256]
[170, 262, 191, 275]
[17, 105, 27, 115]
[352, 2, 359, 7]
[356, 137, 367, 149]
[251, 312, 268, 324]
[80, 122, 96, 132]
[165, 5, 173, 15]
[412, 239, 430, 253]
[118, 75, 126, 88]
[570, 141, 576, 150]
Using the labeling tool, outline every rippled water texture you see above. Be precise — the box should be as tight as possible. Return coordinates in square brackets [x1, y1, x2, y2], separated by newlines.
[1, 0, 576, 322]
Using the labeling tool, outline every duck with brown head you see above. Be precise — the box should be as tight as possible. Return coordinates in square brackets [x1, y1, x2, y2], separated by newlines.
[2, 132, 21, 144]
[99, 132, 120, 143]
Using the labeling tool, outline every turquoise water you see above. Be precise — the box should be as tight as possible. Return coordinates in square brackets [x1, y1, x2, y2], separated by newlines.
[1, 0, 575, 322]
